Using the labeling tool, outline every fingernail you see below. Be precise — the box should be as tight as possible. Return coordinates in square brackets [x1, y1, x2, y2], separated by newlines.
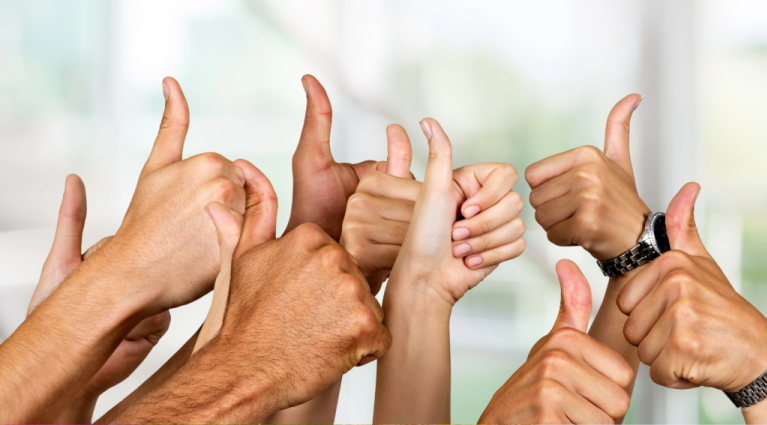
[452, 243, 471, 257]
[162, 80, 170, 101]
[633, 95, 643, 111]
[466, 255, 483, 268]
[463, 205, 480, 218]
[234, 168, 246, 186]
[452, 227, 471, 241]
[420, 120, 433, 140]
[301, 77, 309, 94]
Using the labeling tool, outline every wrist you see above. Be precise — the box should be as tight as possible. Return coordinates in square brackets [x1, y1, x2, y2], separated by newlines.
[386, 263, 456, 317]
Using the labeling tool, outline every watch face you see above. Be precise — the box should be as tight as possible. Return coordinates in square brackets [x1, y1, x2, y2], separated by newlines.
[652, 214, 671, 253]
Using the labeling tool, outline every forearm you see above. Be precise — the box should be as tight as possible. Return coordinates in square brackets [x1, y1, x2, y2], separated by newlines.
[109, 337, 279, 424]
[373, 281, 452, 424]
[55, 393, 98, 425]
[0, 249, 151, 424]
[742, 401, 767, 424]
[96, 329, 200, 423]
[588, 272, 641, 397]
[263, 380, 341, 424]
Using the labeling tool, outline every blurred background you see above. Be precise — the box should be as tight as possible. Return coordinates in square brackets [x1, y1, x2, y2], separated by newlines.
[0, 0, 765, 423]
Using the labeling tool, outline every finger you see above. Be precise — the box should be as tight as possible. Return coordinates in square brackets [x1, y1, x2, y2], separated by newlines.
[141, 77, 189, 177]
[648, 347, 698, 389]
[31, 175, 87, 316]
[616, 251, 688, 314]
[528, 168, 575, 209]
[233, 160, 278, 259]
[454, 217, 525, 261]
[545, 353, 631, 420]
[355, 244, 401, 277]
[420, 118, 454, 193]
[295, 75, 334, 164]
[83, 236, 113, 260]
[452, 190, 523, 241]
[665, 182, 710, 258]
[621, 279, 674, 347]
[346, 192, 415, 225]
[48, 174, 87, 267]
[525, 147, 584, 189]
[603, 94, 642, 179]
[356, 171, 421, 202]
[534, 193, 579, 231]
[541, 330, 634, 390]
[206, 177, 247, 217]
[551, 260, 592, 333]
[560, 389, 617, 424]
[125, 311, 171, 342]
[206, 202, 243, 261]
[385, 124, 413, 178]
[358, 319, 393, 365]
[453, 163, 518, 219]
[635, 309, 674, 365]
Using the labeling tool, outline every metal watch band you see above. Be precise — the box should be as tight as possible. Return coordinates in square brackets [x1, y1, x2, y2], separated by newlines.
[726, 370, 767, 408]
[597, 240, 661, 277]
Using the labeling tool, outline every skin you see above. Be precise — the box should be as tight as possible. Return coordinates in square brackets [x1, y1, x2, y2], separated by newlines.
[27, 176, 170, 424]
[99, 74, 393, 424]
[0, 77, 249, 423]
[617, 183, 767, 424]
[479, 261, 633, 424]
[525, 94, 648, 402]
[110, 167, 392, 423]
[373, 119, 526, 424]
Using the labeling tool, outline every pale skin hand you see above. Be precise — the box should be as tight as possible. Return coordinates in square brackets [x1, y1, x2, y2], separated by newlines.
[617, 183, 767, 424]
[341, 128, 526, 295]
[27, 175, 170, 424]
[479, 260, 633, 424]
[0, 77, 248, 424]
[373, 119, 526, 424]
[525, 94, 647, 401]
[111, 168, 392, 424]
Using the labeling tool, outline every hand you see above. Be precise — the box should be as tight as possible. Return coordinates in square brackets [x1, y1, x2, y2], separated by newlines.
[617, 183, 767, 393]
[27, 175, 170, 424]
[341, 128, 525, 295]
[102, 77, 251, 311]
[202, 170, 391, 418]
[479, 260, 632, 424]
[193, 163, 276, 353]
[285, 75, 412, 240]
[526, 94, 650, 260]
[387, 118, 526, 310]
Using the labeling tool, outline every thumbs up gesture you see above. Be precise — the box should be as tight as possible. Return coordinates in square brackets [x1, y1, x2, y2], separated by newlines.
[479, 260, 632, 424]
[525, 95, 650, 260]
[618, 183, 767, 400]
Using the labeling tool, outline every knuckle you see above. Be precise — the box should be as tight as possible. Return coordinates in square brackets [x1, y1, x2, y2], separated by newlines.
[294, 222, 331, 248]
[576, 145, 604, 162]
[623, 319, 641, 345]
[574, 212, 599, 234]
[534, 379, 565, 405]
[319, 244, 351, 265]
[198, 152, 227, 172]
[350, 304, 378, 336]
[538, 350, 572, 378]
[668, 299, 698, 327]
[548, 327, 584, 347]
[499, 163, 519, 184]
[509, 190, 524, 210]
[347, 192, 373, 212]
[663, 269, 695, 296]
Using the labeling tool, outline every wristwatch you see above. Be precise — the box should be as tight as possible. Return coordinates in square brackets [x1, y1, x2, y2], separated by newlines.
[725, 370, 767, 408]
[597, 212, 670, 277]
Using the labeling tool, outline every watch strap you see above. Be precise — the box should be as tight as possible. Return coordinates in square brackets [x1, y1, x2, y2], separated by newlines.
[597, 240, 661, 277]
[725, 370, 767, 408]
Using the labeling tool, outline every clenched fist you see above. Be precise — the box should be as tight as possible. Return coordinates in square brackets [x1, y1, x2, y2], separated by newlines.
[480, 261, 632, 424]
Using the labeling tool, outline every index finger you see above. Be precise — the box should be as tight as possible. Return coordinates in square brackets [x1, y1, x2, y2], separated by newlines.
[525, 147, 590, 189]
[453, 163, 517, 219]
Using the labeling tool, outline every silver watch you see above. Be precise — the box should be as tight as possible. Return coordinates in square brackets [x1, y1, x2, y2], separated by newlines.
[597, 212, 670, 277]
[726, 370, 767, 408]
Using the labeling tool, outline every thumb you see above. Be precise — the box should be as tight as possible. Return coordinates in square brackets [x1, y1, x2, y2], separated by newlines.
[141, 77, 189, 178]
[295, 74, 334, 165]
[665, 182, 710, 258]
[233, 160, 278, 259]
[550, 260, 592, 333]
[420, 118, 453, 193]
[384, 124, 413, 178]
[30, 174, 87, 316]
[205, 202, 243, 267]
[603, 94, 642, 180]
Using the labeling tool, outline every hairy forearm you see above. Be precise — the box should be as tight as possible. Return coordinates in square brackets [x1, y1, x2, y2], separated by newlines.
[108, 337, 278, 424]
[588, 271, 642, 396]
[0, 252, 148, 423]
[373, 281, 452, 424]
[97, 329, 200, 423]
[263, 380, 341, 424]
